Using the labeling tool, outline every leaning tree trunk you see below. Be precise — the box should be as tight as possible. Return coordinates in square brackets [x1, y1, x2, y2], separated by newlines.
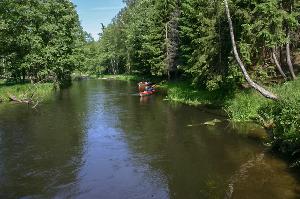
[272, 47, 287, 79]
[286, 32, 296, 80]
[224, 0, 278, 100]
[285, 0, 296, 80]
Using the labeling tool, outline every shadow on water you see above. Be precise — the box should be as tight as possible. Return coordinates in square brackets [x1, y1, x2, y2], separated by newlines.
[0, 79, 299, 199]
[0, 83, 89, 198]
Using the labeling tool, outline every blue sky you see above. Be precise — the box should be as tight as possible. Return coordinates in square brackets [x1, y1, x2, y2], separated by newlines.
[71, 0, 125, 40]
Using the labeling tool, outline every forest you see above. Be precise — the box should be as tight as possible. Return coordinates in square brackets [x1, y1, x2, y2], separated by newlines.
[1, 0, 300, 165]
[85, 0, 299, 87]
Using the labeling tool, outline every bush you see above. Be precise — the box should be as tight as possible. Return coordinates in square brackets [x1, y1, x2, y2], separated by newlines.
[259, 98, 300, 166]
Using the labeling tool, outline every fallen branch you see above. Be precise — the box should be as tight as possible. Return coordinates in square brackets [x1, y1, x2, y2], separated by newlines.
[8, 94, 32, 104]
[6, 77, 53, 108]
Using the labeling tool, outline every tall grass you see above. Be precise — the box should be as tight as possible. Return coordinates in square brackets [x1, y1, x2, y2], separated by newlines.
[99, 74, 166, 83]
[100, 74, 142, 81]
[224, 90, 269, 122]
[225, 78, 300, 122]
[158, 81, 226, 106]
[0, 83, 54, 103]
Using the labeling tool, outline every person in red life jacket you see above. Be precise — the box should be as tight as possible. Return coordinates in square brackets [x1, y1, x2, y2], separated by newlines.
[138, 81, 155, 92]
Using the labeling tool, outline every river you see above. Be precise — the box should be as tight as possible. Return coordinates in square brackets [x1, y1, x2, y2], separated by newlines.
[0, 79, 299, 199]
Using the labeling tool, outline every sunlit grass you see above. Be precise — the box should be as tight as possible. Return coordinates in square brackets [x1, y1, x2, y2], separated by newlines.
[225, 77, 300, 122]
[158, 81, 224, 106]
[100, 74, 142, 81]
[159, 77, 300, 123]
[0, 83, 54, 103]
[224, 90, 269, 122]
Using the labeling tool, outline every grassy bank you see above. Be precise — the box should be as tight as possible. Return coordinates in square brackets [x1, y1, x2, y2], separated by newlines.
[158, 81, 225, 106]
[159, 82, 266, 120]
[0, 83, 54, 103]
[160, 78, 300, 166]
[99, 74, 167, 83]
[99, 74, 142, 81]
[226, 78, 300, 121]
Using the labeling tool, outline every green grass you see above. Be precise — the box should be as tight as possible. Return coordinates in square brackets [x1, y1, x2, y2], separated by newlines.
[159, 77, 300, 123]
[0, 83, 54, 103]
[224, 90, 269, 122]
[225, 77, 300, 122]
[99, 74, 142, 81]
[160, 81, 270, 121]
[99, 74, 166, 83]
[271, 77, 300, 100]
[158, 81, 224, 106]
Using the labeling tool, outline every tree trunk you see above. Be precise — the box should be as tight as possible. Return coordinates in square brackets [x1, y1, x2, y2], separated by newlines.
[272, 47, 287, 79]
[8, 95, 31, 104]
[286, 32, 296, 79]
[166, 0, 180, 80]
[127, 50, 131, 74]
[224, 0, 278, 100]
[279, 46, 284, 66]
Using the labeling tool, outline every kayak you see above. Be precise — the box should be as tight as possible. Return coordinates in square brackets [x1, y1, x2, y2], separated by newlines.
[139, 90, 157, 97]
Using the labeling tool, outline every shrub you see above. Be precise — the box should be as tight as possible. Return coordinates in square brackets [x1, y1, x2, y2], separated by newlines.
[259, 98, 300, 166]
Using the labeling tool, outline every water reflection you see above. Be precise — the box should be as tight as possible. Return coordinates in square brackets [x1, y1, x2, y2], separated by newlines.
[75, 80, 169, 199]
[102, 80, 300, 199]
[0, 80, 299, 199]
[0, 83, 88, 198]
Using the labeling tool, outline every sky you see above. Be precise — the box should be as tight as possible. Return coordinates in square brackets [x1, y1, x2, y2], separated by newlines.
[71, 0, 125, 40]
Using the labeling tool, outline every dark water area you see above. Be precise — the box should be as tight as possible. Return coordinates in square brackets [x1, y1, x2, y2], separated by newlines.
[0, 79, 299, 199]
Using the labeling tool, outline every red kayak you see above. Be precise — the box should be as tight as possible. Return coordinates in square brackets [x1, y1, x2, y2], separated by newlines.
[139, 90, 157, 97]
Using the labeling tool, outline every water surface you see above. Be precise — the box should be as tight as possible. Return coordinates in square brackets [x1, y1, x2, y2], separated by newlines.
[0, 80, 299, 199]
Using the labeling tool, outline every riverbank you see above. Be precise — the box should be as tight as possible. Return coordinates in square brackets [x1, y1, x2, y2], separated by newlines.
[158, 81, 268, 121]
[98, 74, 142, 81]
[0, 82, 54, 104]
[161, 78, 300, 166]
[100, 74, 300, 167]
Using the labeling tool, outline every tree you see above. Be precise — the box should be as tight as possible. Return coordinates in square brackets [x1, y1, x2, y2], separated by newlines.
[0, 0, 84, 87]
[272, 47, 287, 79]
[252, 0, 287, 79]
[224, 0, 278, 100]
[165, 0, 180, 80]
[284, 0, 297, 79]
[92, 0, 297, 94]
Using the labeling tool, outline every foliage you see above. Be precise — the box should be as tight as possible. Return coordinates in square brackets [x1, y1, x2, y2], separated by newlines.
[0, 0, 85, 87]
[87, 0, 299, 93]
[0, 83, 53, 103]
[258, 79, 300, 165]
[79, 38, 104, 76]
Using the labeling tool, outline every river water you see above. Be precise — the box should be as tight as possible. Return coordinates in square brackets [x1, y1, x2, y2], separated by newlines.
[0, 80, 299, 199]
